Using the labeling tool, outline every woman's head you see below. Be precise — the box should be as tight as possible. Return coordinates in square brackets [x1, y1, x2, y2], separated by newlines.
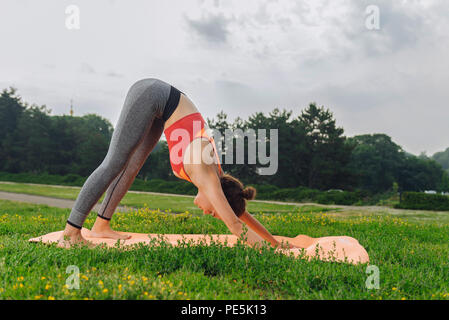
[193, 174, 256, 218]
[219, 174, 256, 217]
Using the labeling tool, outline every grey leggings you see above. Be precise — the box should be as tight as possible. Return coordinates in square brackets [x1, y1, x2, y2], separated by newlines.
[67, 78, 181, 229]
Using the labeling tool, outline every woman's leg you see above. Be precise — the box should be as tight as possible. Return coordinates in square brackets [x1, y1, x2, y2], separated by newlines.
[59, 78, 171, 246]
[90, 117, 165, 239]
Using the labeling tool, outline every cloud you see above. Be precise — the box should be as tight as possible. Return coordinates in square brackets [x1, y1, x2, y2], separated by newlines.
[1, 0, 449, 155]
[215, 79, 253, 97]
[106, 71, 124, 78]
[324, 0, 449, 59]
[316, 83, 397, 112]
[79, 63, 96, 75]
[213, 79, 255, 111]
[43, 64, 56, 70]
[184, 12, 232, 44]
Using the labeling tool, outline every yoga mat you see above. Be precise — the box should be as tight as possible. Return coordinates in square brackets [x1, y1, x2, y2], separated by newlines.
[29, 229, 369, 265]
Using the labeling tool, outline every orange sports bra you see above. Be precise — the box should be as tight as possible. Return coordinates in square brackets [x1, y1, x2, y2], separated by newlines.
[163, 112, 223, 182]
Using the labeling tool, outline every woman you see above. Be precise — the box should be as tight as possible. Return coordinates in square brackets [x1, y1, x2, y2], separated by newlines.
[58, 78, 293, 250]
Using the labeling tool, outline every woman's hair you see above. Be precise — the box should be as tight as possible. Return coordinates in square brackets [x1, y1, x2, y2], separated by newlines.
[220, 174, 256, 217]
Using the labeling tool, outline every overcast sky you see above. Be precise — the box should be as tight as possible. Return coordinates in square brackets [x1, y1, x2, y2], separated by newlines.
[1, 0, 448, 155]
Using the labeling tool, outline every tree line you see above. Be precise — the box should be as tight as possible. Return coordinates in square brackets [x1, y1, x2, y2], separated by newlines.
[1, 87, 448, 195]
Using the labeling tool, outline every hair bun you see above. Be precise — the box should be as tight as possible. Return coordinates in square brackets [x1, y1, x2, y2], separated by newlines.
[242, 187, 256, 200]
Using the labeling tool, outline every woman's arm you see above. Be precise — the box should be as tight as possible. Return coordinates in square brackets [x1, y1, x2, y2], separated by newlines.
[239, 211, 294, 249]
[194, 168, 271, 248]
[209, 185, 269, 248]
[186, 139, 274, 248]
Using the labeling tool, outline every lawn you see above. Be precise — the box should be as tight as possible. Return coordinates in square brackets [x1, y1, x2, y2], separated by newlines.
[0, 188, 448, 299]
[0, 182, 303, 215]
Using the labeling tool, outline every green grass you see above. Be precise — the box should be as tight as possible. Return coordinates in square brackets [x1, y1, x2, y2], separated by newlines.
[0, 195, 449, 300]
[3, 182, 449, 224]
[0, 181, 324, 215]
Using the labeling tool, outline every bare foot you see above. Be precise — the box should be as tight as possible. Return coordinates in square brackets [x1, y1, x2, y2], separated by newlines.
[57, 231, 97, 249]
[89, 228, 131, 240]
[90, 216, 131, 240]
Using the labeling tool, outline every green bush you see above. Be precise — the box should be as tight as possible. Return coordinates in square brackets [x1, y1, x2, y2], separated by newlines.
[296, 188, 321, 202]
[395, 191, 449, 211]
[129, 178, 197, 195]
[248, 183, 279, 196]
[315, 190, 362, 206]
[271, 188, 300, 201]
[61, 173, 82, 183]
[252, 183, 362, 205]
[0, 171, 196, 195]
[0, 171, 86, 186]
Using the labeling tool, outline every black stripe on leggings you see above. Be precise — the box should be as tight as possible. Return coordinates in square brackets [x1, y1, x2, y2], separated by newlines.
[67, 219, 82, 229]
[97, 214, 111, 221]
[97, 164, 128, 220]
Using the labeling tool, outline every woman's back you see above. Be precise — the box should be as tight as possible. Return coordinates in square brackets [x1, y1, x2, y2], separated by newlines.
[163, 93, 199, 130]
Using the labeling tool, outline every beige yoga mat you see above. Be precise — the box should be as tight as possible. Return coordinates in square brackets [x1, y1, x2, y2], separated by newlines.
[29, 229, 369, 265]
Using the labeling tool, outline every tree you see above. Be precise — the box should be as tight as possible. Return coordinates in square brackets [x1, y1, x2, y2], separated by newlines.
[438, 172, 449, 193]
[346, 134, 403, 193]
[244, 108, 302, 187]
[433, 147, 449, 173]
[70, 114, 114, 176]
[397, 154, 445, 192]
[297, 103, 354, 190]
[0, 88, 26, 170]
[209, 108, 308, 188]
[139, 141, 174, 180]
[347, 134, 446, 193]
[207, 111, 237, 178]
[2, 104, 53, 173]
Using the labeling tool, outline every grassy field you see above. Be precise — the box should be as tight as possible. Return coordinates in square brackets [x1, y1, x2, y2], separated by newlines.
[0, 182, 300, 215]
[0, 183, 449, 300]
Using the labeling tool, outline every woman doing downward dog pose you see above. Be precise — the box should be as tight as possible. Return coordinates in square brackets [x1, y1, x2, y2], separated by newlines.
[58, 78, 292, 250]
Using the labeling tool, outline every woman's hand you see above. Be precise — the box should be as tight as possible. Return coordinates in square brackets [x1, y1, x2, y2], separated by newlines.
[239, 211, 281, 248]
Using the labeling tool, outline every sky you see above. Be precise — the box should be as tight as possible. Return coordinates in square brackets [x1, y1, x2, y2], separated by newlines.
[0, 0, 448, 155]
